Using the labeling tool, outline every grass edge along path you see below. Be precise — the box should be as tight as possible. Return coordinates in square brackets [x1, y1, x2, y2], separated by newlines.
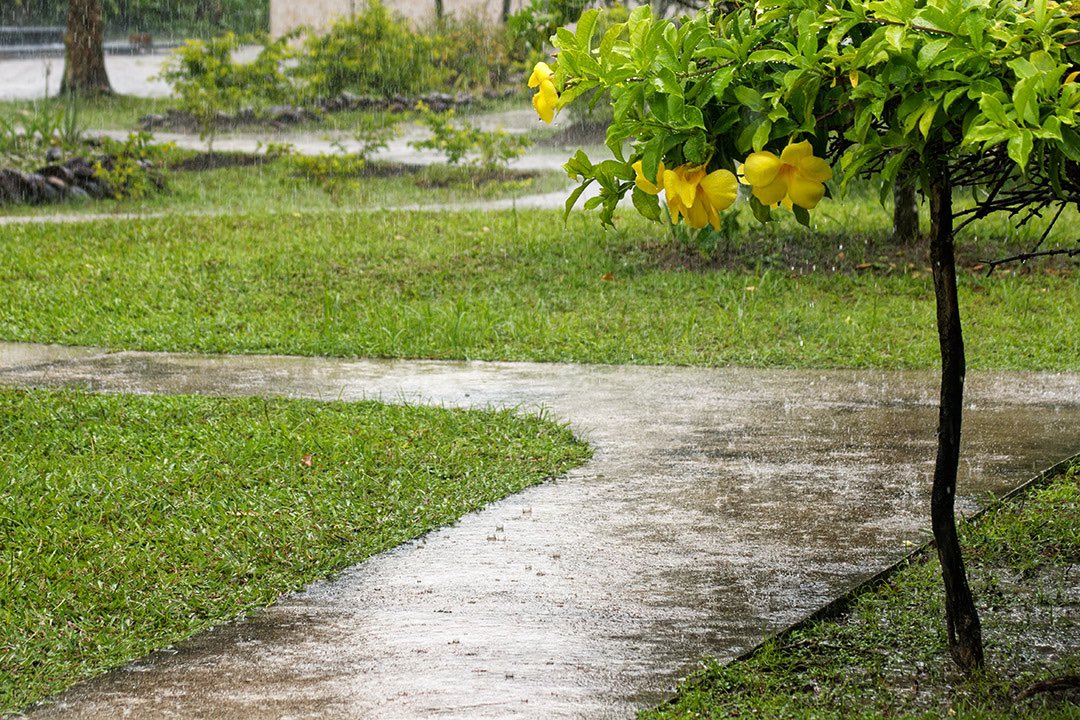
[644, 461, 1080, 720]
[0, 209, 1076, 371]
[0, 387, 591, 715]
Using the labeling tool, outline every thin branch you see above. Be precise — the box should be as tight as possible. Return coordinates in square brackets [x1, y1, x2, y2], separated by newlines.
[982, 247, 1080, 276]
[1029, 202, 1066, 254]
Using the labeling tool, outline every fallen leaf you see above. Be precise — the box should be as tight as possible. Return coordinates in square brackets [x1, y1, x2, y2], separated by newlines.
[600, 272, 615, 281]
[300, 454, 313, 467]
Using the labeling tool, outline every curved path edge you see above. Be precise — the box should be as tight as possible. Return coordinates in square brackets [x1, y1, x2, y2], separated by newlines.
[2, 342, 1078, 719]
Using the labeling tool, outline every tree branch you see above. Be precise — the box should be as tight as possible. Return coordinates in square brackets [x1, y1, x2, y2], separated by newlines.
[982, 247, 1080, 276]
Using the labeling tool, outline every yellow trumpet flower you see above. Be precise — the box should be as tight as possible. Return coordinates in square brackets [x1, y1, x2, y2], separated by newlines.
[634, 160, 738, 230]
[741, 140, 833, 210]
[528, 62, 559, 124]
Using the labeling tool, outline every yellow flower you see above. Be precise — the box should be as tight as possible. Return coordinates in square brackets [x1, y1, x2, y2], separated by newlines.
[635, 160, 738, 230]
[741, 140, 833, 210]
[632, 159, 665, 194]
[528, 62, 559, 124]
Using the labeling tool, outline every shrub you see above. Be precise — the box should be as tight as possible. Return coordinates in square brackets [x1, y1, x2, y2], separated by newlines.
[158, 31, 295, 141]
[93, 131, 172, 200]
[427, 11, 514, 90]
[293, 1, 437, 102]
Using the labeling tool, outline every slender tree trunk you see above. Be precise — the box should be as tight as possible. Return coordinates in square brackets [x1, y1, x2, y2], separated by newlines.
[893, 175, 919, 244]
[435, 0, 445, 20]
[927, 152, 984, 673]
[503, 0, 513, 22]
[62, 0, 113, 96]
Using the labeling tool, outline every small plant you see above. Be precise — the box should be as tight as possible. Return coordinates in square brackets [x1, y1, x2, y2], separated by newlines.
[409, 102, 531, 172]
[351, 114, 398, 160]
[93, 132, 173, 200]
[0, 94, 82, 167]
[158, 31, 295, 149]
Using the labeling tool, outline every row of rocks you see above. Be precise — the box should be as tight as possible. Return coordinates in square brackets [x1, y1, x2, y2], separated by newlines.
[0, 156, 157, 206]
[138, 88, 518, 132]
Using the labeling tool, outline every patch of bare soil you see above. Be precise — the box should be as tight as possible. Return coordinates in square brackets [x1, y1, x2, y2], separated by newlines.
[169, 152, 272, 172]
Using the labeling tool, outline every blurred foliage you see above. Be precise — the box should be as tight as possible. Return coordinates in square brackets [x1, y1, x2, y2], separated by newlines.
[157, 32, 293, 144]
[93, 130, 171, 199]
[0, 95, 81, 168]
[427, 11, 515, 90]
[410, 101, 532, 171]
[1, 0, 268, 37]
[291, 2, 436, 101]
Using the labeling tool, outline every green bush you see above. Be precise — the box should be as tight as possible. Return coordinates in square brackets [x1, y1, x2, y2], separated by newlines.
[93, 131, 172, 200]
[159, 32, 293, 116]
[427, 12, 514, 90]
[293, 1, 436, 101]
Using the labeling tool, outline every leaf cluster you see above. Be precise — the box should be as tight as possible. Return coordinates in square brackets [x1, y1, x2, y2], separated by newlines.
[551, 0, 1080, 228]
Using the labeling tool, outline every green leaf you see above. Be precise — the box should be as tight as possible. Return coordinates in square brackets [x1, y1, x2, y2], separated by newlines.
[632, 186, 662, 222]
[708, 66, 736, 102]
[752, 119, 773, 153]
[747, 50, 793, 64]
[575, 9, 600, 51]
[563, 180, 592, 221]
[918, 103, 938, 139]
[917, 39, 950, 71]
[1007, 130, 1033, 171]
[641, 136, 663, 182]
[683, 132, 708, 164]
[885, 26, 905, 52]
[733, 86, 763, 112]
[748, 195, 773, 224]
[792, 204, 811, 228]
[564, 150, 593, 180]
[978, 94, 1009, 126]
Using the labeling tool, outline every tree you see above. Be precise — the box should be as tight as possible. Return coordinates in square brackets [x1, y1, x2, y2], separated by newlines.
[539, 0, 1078, 672]
[62, 0, 113, 96]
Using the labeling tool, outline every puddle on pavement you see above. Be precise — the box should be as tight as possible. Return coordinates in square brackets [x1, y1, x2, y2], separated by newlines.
[3, 344, 1077, 719]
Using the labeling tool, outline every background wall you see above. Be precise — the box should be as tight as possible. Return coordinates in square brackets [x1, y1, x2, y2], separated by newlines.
[270, 0, 529, 37]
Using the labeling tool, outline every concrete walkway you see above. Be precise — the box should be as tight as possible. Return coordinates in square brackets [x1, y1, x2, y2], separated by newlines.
[3, 342, 1078, 718]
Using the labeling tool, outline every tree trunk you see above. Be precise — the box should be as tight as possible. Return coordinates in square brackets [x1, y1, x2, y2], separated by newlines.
[435, 0, 445, 20]
[927, 152, 984, 673]
[503, 0, 513, 22]
[893, 175, 919, 244]
[62, 0, 113, 96]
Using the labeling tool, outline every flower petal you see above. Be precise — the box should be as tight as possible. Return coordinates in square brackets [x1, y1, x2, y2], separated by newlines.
[528, 62, 554, 88]
[700, 169, 738, 212]
[632, 160, 661, 195]
[787, 175, 826, 209]
[779, 140, 814, 166]
[532, 79, 558, 123]
[742, 151, 781, 188]
[685, 192, 710, 229]
[751, 176, 789, 206]
[794, 155, 833, 183]
[664, 168, 698, 209]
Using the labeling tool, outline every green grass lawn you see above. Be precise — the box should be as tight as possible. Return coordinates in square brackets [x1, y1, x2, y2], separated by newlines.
[0, 387, 590, 714]
[0, 207, 1075, 370]
[645, 464, 1080, 719]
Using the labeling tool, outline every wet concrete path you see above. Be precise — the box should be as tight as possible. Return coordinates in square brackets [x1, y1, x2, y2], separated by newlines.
[3, 342, 1078, 718]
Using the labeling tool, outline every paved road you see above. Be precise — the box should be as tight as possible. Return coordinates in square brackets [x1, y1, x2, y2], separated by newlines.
[0, 52, 173, 100]
[3, 342, 1077, 718]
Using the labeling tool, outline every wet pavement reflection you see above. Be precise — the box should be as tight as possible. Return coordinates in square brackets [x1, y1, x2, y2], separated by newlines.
[2, 343, 1077, 719]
